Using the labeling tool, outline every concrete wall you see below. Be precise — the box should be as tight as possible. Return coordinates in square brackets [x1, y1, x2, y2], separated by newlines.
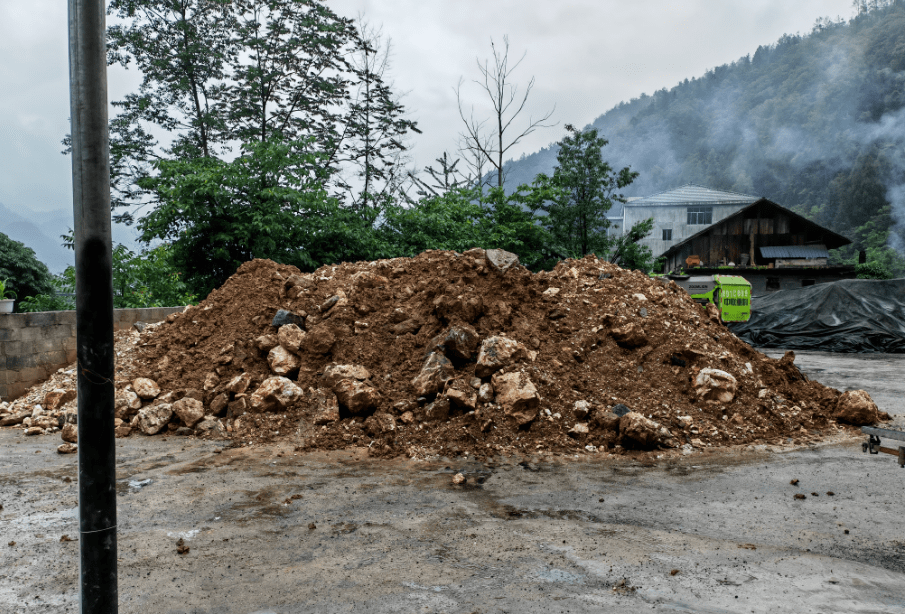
[624, 203, 748, 257]
[0, 306, 183, 402]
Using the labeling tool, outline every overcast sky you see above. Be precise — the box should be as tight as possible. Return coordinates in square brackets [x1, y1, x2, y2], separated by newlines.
[0, 0, 855, 215]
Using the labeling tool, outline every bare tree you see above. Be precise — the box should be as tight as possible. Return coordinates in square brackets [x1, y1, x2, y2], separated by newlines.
[456, 36, 556, 188]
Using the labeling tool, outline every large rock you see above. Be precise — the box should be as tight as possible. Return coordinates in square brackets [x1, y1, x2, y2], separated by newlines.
[411, 352, 456, 396]
[423, 396, 451, 422]
[210, 393, 229, 416]
[590, 409, 621, 431]
[491, 371, 539, 426]
[323, 364, 372, 388]
[475, 336, 532, 377]
[173, 398, 205, 428]
[619, 412, 679, 449]
[428, 325, 481, 361]
[694, 368, 738, 403]
[61, 423, 78, 443]
[136, 403, 174, 435]
[278, 324, 306, 354]
[268, 345, 300, 375]
[44, 389, 76, 410]
[333, 379, 381, 414]
[832, 390, 879, 425]
[611, 323, 648, 348]
[115, 390, 143, 419]
[225, 372, 252, 394]
[132, 378, 161, 400]
[312, 389, 340, 425]
[249, 377, 303, 412]
[485, 248, 519, 273]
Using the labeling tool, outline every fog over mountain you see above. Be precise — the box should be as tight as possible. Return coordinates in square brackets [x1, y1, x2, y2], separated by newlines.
[500, 2, 905, 260]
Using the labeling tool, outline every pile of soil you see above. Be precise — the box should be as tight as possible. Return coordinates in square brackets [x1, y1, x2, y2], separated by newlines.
[2, 249, 887, 459]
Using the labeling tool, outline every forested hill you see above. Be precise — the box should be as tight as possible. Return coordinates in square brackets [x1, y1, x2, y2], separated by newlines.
[502, 1, 905, 267]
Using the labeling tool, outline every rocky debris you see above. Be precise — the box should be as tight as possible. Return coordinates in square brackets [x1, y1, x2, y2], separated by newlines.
[485, 248, 519, 273]
[136, 404, 173, 435]
[451, 472, 467, 485]
[268, 345, 300, 375]
[249, 377, 303, 412]
[132, 378, 161, 400]
[492, 371, 539, 426]
[2, 251, 879, 458]
[832, 390, 879, 425]
[173, 398, 205, 429]
[57, 443, 77, 454]
[412, 352, 456, 396]
[61, 423, 78, 443]
[44, 389, 76, 410]
[475, 336, 533, 377]
[619, 412, 679, 449]
[694, 369, 738, 403]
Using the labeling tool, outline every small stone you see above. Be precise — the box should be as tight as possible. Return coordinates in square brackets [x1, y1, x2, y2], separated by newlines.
[492, 371, 539, 426]
[451, 473, 467, 485]
[302, 324, 336, 354]
[427, 325, 481, 361]
[364, 412, 396, 436]
[333, 380, 381, 414]
[308, 523, 316, 530]
[573, 400, 591, 418]
[249, 377, 303, 412]
[399, 411, 415, 424]
[226, 397, 247, 420]
[44, 389, 76, 410]
[61, 423, 78, 443]
[255, 334, 279, 352]
[323, 364, 371, 389]
[132, 378, 161, 400]
[485, 248, 519, 273]
[832, 390, 879, 426]
[411, 352, 455, 396]
[24, 426, 43, 436]
[114, 426, 132, 438]
[475, 336, 532, 377]
[57, 443, 77, 454]
[202, 372, 220, 391]
[423, 396, 451, 422]
[312, 389, 340, 425]
[619, 412, 678, 449]
[612, 403, 631, 417]
[794, 493, 806, 500]
[444, 379, 477, 411]
[611, 322, 648, 348]
[210, 393, 229, 416]
[590, 410, 620, 431]
[225, 373, 252, 395]
[694, 369, 738, 403]
[136, 403, 174, 435]
[568, 423, 589, 437]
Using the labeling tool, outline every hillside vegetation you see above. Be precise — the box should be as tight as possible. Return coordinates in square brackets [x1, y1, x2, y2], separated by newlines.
[504, 0, 905, 272]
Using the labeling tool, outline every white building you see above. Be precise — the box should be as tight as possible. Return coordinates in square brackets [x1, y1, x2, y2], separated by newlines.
[612, 184, 761, 257]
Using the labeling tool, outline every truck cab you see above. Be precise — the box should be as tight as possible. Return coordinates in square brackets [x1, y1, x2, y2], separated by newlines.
[668, 274, 751, 323]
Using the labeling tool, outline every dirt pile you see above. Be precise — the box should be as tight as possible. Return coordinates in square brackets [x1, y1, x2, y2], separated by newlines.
[1, 249, 889, 459]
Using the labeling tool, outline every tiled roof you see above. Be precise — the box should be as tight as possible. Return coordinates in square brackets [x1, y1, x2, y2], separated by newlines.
[759, 245, 830, 259]
[626, 184, 760, 207]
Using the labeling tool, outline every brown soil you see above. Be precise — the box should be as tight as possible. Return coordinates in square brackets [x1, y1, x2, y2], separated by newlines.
[121, 251, 856, 459]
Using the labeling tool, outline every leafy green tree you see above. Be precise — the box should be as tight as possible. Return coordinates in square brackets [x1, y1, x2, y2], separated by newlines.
[0, 232, 55, 310]
[18, 268, 76, 313]
[608, 217, 656, 271]
[539, 124, 639, 259]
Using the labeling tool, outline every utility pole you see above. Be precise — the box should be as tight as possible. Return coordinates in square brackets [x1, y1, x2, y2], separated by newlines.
[68, 0, 118, 611]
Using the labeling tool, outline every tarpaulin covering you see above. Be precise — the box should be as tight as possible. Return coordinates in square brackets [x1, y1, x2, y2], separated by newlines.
[729, 279, 905, 353]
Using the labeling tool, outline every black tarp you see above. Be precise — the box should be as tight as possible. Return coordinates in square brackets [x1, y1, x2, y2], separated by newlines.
[728, 278, 905, 353]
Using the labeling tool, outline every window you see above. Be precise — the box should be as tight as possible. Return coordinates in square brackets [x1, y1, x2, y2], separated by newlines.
[662, 229, 673, 241]
[687, 206, 713, 225]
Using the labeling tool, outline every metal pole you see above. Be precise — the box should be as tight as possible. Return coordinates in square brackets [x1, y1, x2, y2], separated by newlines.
[68, 0, 118, 611]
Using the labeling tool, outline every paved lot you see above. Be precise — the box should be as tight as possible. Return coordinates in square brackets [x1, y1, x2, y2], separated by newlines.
[1, 351, 903, 613]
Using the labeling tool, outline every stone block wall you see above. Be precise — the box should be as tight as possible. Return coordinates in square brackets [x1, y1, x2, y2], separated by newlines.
[0, 307, 184, 402]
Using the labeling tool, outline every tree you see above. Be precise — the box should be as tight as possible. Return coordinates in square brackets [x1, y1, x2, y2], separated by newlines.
[456, 36, 555, 188]
[344, 21, 420, 209]
[539, 125, 639, 259]
[0, 232, 55, 310]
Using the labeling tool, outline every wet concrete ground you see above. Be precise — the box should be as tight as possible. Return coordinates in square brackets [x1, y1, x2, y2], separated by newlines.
[1, 351, 904, 614]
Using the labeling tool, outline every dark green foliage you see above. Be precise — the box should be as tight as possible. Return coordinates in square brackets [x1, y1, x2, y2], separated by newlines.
[0, 232, 55, 309]
[855, 261, 895, 279]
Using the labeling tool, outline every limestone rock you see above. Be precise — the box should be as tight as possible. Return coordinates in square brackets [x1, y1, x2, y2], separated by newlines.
[136, 403, 173, 435]
[611, 322, 648, 348]
[226, 398, 247, 420]
[568, 422, 590, 438]
[333, 379, 381, 414]
[195, 417, 223, 434]
[0, 412, 27, 427]
[302, 324, 336, 354]
[590, 409, 620, 431]
[323, 364, 371, 388]
[411, 352, 456, 396]
[57, 443, 78, 454]
[173, 398, 205, 428]
[391, 318, 422, 336]
[619, 412, 678, 449]
[255, 334, 279, 353]
[485, 248, 519, 273]
[114, 426, 132, 438]
[832, 390, 879, 426]
[132, 378, 161, 400]
[268, 345, 300, 375]
[491, 371, 539, 426]
[225, 372, 252, 395]
[364, 412, 396, 436]
[694, 368, 738, 403]
[423, 396, 451, 422]
[475, 336, 532, 377]
[428, 325, 481, 361]
[249, 377, 303, 413]
[61, 423, 78, 443]
[278, 324, 306, 354]
[573, 400, 591, 419]
[312, 389, 340, 425]
[44, 389, 76, 410]
[477, 383, 494, 404]
[202, 372, 220, 391]
[115, 390, 143, 419]
[444, 379, 477, 411]
[25, 426, 43, 436]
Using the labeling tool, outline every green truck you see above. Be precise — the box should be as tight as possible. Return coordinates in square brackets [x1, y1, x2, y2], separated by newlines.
[667, 274, 752, 323]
